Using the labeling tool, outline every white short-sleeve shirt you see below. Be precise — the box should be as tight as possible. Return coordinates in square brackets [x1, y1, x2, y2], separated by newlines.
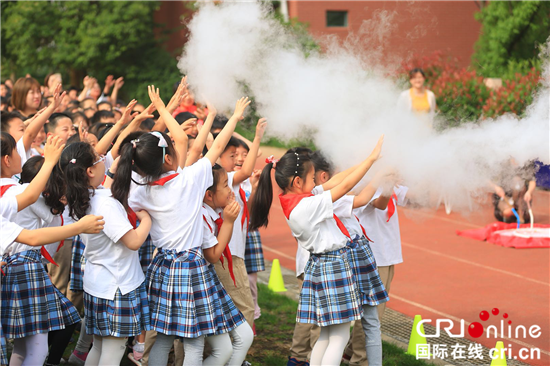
[226, 172, 247, 259]
[128, 158, 213, 252]
[13, 138, 30, 180]
[200, 204, 223, 258]
[0, 196, 23, 254]
[81, 188, 142, 300]
[2, 184, 62, 256]
[353, 185, 409, 267]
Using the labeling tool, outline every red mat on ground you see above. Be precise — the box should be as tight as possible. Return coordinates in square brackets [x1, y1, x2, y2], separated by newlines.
[457, 222, 550, 248]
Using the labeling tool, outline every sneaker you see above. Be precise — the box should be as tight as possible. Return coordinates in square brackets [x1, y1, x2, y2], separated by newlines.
[68, 350, 88, 366]
[287, 356, 309, 366]
[127, 352, 143, 366]
[241, 362, 252, 366]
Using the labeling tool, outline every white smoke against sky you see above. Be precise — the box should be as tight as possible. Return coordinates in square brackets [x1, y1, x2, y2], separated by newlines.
[179, 2, 550, 211]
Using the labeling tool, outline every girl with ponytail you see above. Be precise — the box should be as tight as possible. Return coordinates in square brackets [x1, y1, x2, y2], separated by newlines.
[249, 136, 385, 366]
[112, 85, 252, 366]
[60, 141, 152, 366]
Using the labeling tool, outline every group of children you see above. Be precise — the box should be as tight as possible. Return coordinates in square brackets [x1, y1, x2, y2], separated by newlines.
[1, 74, 408, 366]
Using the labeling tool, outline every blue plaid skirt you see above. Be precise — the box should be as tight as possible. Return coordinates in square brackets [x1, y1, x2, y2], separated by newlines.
[70, 235, 86, 292]
[84, 281, 151, 337]
[206, 264, 246, 335]
[1, 250, 81, 338]
[297, 247, 362, 327]
[244, 230, 265, 274]
[146, 247, 240, 338]
[138, 235, 155, 275]
[1, 324, 7, 366]
[347, 236, 389, 306]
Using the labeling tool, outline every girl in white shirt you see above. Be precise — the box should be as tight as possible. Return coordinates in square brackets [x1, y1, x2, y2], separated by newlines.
[60, 142, 152, 366]
[111, 88, 251, 366]
[249, 137, 384, 366]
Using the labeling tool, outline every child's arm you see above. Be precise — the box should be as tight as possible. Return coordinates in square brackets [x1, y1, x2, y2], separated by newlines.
[330, 135, 383, 203]
[110, 104, 155, 159]
[94, 99, 138, 155]
[16, 215, 104, 246]
[232, 118, 267, 186]
[110, 77, 124, 105]
[152, 77, 188, 132]
[186, 103, 216, 166]
[205, 97, 251, 166]
[148, 85, 188, 169]
[15, 136, 64, 211]
[203, 199, 240, 264]
[22, 84, 66, 151]
[119, 210, 152, 251]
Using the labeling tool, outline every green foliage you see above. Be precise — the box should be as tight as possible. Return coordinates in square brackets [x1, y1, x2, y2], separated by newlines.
[472, 1, 550, 77]
[1, 1, 182, 102]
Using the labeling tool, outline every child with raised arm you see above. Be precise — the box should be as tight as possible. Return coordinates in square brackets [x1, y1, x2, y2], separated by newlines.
[111, 87, 251, 366]
[202, 164, 254, 365]
[249, 137, 384, 366]
[58, 141, 152, 366]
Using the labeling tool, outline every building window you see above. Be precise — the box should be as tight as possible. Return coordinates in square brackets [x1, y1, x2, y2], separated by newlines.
[326, 11, 348, 27]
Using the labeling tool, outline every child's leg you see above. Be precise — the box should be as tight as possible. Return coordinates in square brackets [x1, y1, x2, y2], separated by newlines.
[361, 305, 383, 366]
[85, 335, 103, 366]
[203, 333, 232, 366]
[311, 322, 351, 366]
[148, 333, 175, 366]
[227, 322, 254, 366]
[46, 323, 77, 365]
[182, 336, 204, 366]
[10, 333, 49, 366]
[75, 319, 94, 353]
[95, 337, 126, 366]
[247, 273, 261, 319]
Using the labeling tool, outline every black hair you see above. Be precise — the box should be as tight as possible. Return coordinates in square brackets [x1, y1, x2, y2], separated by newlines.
[206, 164, 226, 194]
[175, 112, 197, 125]
[285, 146, 313, 155]
[234, 138, 249, 152]
[139, 118, 155, 132]
[211, 115, 228, 133]
[45, 112, 72, 134]
[1, 96, 8, 106]
[310, 150, 334, 176]
[66, 133, 81, 146]
[59, 142, 97, 220]
[1, 111, 23, 133]
[68, 86, 79, 93]
[1, 131, 17, 157]
[112, 131, 176, 209]
[91, 110, 115, 125]
[97, 101, 113, 111]
[20, 155, 65, 215]
[249, 151, 313, 231]
[70, 111, 89, 126]
[409, 68, 426, 79]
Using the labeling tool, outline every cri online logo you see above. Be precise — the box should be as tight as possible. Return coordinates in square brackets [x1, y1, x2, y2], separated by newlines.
[418, 308, 542, 339]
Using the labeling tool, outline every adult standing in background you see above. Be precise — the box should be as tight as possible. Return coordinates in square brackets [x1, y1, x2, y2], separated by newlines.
[398, 68, 437, 128]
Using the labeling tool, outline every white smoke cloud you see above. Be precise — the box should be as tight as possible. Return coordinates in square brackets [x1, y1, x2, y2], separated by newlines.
[179, 2, 550, 211]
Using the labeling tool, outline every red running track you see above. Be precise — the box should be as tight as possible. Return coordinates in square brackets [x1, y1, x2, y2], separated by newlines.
[257, 173, 550, 365]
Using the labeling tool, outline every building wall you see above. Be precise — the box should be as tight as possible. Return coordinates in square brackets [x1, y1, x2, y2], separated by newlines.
[154, 1, 194, 55]
[287, 1, 483, 67]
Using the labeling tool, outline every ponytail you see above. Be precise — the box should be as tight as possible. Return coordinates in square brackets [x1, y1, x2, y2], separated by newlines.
[111, 142, 135, 209]
[249, 162, 274, 230]
[60, 142, 96, 220]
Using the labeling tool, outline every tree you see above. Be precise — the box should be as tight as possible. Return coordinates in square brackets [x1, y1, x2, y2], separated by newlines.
[472, 1, 550, 78]
[1, 1, 182, 102]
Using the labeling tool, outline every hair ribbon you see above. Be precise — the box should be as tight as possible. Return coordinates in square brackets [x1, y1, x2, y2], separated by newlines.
[150, 131, 169, 163]
[265, 155, 279, 168]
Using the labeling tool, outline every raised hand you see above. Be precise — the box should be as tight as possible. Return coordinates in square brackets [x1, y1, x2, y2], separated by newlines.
[148, 85, 166, 111]
[232, 97, 251, 121]
[118, 99, 138, 125]
[114, 77, 124, 90]
[206, 102, 217, 117]
[43, 135, 65, 165]
[166, 76, 188, 112]
[255, 118, 267, 140]
[181, 118, 198, 133]
[49, 83, 67, 111]
[134, 103, 156, 123]
[369, 135, 384, 161]
[104, 75, 115, 94]
[23, 107, 47, 127]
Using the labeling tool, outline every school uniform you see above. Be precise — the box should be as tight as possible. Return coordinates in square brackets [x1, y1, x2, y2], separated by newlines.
[129, 158, 233, 338]
[281, 190, 362, 327]
[213, 172, 255, 327]
[80, 187, 150, 337]
[240, 180, 265, 274]
[0, 186, 81, 341]
[0, 196, 24, 366]
[201, 204, 247, 335]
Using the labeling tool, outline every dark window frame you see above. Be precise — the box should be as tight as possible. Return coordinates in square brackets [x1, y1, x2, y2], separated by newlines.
[326, 10, 348, 28]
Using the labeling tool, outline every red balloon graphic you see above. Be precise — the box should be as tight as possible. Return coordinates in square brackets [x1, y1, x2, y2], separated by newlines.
[480, 311, 490, 321]
[468, 322, 484, 338]
[492, 308, 500, 315]
[503, 313, 508, 319]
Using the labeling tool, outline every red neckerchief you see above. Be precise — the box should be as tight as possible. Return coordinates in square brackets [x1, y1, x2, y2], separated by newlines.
[127, 207, 138, 229]
[354, 215, 373, 243]
[149, 173, 179, 186]
[238, 187, 249, 232]
[279, 193, 351, 239]
[387, 192, 398, 222]
[0, 184, 59, 267]
[202, 212, 236, 286]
